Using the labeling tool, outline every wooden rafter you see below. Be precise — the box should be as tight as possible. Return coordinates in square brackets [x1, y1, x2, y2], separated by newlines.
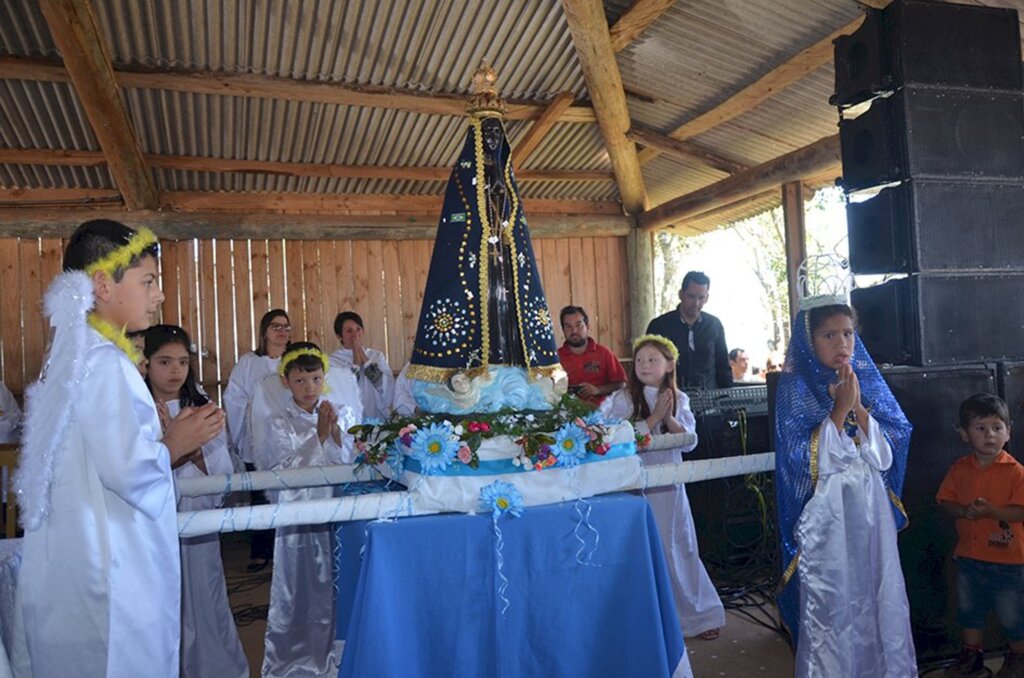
[0, 208, 632, 241]
[0, 188, 621, 217]
[627, 125, 749, 174]
[638, 134, 840, 231]
[0, 148, 615, 183]
[561, 0, 648, 214]
[608, 0, 678, 53]
[36, 0, 157, 210]
[511, 92, 576, 167]
[0, 56, 597, 124]
[636, 13, 870, 166]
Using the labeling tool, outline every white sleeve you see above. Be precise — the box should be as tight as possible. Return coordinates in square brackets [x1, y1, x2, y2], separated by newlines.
[0, 383, 21, 443]
[359, 349, 394, 419]
[857, 414, 893, 472]
[599, 389, 635, 424]
[80, 349, 174, 520]
[249, 373, 293, 473]
[223, 355, 256, 460]
[392, 364, 417, 417]
[265, 415, 336, 471]
[815, 418, 862, 477]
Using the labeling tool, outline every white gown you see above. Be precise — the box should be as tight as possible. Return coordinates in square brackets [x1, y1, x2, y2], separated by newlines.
[253, 393, 357, 678]
[14, 331, 180, 678]
[223, 352, 280, 464]
[602, 386, 726, 637]
[793, 417, 917, 678]
[391, 363, 416, 417]
[328, 347, 394, 421]
[168, 400, 249, 678]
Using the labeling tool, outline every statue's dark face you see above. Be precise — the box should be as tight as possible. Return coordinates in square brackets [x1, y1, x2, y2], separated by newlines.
[481, 118, 504, 152]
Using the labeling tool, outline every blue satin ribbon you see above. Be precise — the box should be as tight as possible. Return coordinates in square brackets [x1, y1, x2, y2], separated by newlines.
[403, 440, 636, 476]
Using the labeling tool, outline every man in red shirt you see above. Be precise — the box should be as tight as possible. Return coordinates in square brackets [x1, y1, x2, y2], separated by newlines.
[557, 306, 627, 406]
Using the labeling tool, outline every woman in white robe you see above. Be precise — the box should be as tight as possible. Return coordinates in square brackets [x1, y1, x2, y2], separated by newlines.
[601, 335, 725, 638]
[223, 309, 291, 465]
[0, 383, 20, 444]
[143, 324, 248, 678]
[774, 303, 916, 678]
[329, 312, 393, 421]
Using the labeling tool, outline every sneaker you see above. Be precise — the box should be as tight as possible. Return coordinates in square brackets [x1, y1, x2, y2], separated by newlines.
[997, 652, 1024, 678]
[945, 649, 986, 678]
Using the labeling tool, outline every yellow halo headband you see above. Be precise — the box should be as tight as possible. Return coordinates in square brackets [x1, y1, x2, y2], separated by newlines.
[278, 347, 330, 377]
[84, 227, 160, 277]
[632, 334, 680, 362]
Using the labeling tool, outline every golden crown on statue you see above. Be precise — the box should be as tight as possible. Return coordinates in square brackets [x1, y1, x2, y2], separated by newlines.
[797, 253, 853, 311]
[466, 60, 508, 119]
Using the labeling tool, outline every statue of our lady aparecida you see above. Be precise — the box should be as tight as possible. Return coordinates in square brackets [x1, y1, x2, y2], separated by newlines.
[406, 62, 567, 414]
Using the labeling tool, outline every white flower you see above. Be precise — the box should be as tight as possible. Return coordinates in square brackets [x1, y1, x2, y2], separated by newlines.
[454, 424, 465, 436]
[525, 414, 535, 422]
[512, 456, 522, 468]
[522, 456, 534, 471]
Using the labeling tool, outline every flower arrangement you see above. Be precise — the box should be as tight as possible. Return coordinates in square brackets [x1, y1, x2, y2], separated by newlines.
[348, 394, 617, 475]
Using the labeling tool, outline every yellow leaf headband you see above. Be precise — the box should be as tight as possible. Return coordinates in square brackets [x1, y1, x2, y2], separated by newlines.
[278, 347, 330, 377]
[632, 334, 680, 361]
[84, 227, 160, 277]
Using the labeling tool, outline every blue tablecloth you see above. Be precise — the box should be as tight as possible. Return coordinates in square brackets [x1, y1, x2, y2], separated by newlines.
[335, 493, 686, 678]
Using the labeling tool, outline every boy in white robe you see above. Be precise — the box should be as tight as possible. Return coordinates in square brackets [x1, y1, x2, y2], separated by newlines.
[12, 220, 225, 678]
[253, 342, 357, 677]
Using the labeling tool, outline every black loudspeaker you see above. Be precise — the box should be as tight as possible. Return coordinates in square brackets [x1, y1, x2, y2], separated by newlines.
[839, 87, 1024, 192]
[848, 180, 1024, 273]
[852, 273, 1024, 366]
[880, 363, 1000, 663]
[998, 362, 1024, 459]
[687, 410, 775, 581]
[833, 0, 1023, 107]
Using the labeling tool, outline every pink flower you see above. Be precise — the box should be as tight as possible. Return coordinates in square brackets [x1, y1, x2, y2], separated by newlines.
[398, 425, 416, 438]
[457, 445, 472, 464]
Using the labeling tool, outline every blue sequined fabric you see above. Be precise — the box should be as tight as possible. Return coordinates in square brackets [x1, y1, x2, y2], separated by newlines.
[774, 309, 912, 643]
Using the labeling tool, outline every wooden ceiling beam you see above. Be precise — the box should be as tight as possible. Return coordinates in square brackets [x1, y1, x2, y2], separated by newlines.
[608, 0, 678, 53]
[36, 0, 157, 210]
[561, 0, 649, 214]
[0, 148, 615, 183]
[637, 12, 874, 165]
[511, 92, 575, 166]
[0, 187, 621, 217]
[0, 208, 632, 240]
[0, 55, 597, 124]
[638, 134, 840, 231]
[627, 125, 749, 174]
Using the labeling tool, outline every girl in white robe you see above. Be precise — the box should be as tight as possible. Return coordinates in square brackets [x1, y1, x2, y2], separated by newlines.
[601, 334, 725, 639]
[329, 312, 394, 421]
[252, 342, 358, 677]
[774, 303, 916, 677]
[143, 324, 248, 678]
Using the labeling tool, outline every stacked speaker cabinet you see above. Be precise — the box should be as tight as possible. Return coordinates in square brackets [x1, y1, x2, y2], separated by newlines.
[830, 0, 1024, 664]
[834, 0, 1024, 367]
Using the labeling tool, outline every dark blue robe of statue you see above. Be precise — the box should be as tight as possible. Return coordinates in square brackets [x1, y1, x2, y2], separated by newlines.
[408, 118, 559, 383]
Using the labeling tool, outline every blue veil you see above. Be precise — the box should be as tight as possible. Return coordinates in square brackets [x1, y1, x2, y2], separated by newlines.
[774, 307, 911, 645]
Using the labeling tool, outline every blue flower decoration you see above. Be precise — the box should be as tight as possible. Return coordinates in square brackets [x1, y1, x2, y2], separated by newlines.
[583, 410, 607, 426]
[553, 423, 589, 467]
[388, 439, 406, 476]
[479, 480, 524, 520]
[408, 422, 459, 474]
[363, 417, 384, 426]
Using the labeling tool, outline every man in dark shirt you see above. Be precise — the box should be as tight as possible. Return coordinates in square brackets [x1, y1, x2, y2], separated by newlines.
[646, 271, 734, 390]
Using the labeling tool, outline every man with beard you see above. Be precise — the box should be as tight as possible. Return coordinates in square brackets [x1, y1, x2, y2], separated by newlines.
[557, 305, 627, 406]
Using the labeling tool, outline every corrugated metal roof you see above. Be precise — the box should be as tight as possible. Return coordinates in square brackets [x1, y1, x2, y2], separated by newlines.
[1, 0, 1022, 230]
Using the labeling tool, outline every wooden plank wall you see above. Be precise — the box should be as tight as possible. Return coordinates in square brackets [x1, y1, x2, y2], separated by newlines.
[0, 236, 631, 399]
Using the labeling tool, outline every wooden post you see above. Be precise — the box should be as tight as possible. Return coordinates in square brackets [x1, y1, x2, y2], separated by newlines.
[782, 181, 807, 321]
[626, 229, 656, 341]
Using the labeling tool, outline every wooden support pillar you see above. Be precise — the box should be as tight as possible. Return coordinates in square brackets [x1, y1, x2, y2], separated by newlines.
[627, 228, 656, 340]
[782, 181, 807, 320]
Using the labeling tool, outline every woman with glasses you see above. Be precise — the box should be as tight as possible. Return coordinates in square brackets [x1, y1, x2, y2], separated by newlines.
[222, 309, 291, 570]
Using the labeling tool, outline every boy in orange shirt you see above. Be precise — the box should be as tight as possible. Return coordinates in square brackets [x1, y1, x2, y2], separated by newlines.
[938, 393, 1024, 678]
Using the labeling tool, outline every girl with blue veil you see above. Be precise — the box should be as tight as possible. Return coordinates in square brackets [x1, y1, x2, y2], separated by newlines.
[774, 301, 917, 677]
